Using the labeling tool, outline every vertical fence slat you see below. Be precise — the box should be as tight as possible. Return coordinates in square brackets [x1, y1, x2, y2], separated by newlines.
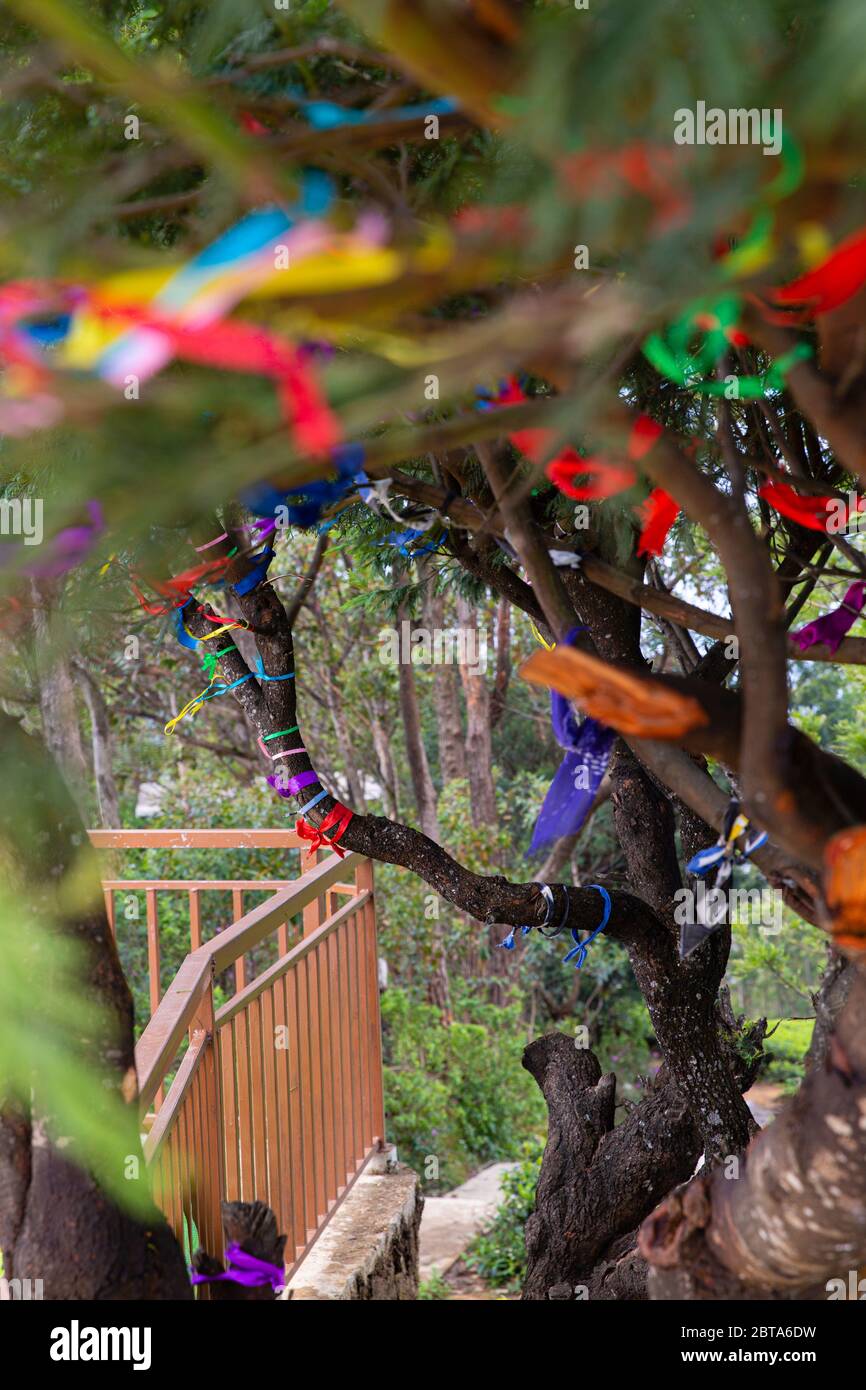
[248, 996, 268, 1202]
[285, 968, 307, 1257]
[234, 1007, 254, 1201]
[219, 1018, 240, 1205]
[189, 888, 202, 951]
[145, 888, 161, 1016]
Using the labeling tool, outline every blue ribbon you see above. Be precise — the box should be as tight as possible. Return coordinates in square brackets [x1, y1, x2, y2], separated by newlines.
[562, 885, 611, 970]
[174, 598, 201, 651]
[301, 96, 458, 132]
[233, 546, 275, 596]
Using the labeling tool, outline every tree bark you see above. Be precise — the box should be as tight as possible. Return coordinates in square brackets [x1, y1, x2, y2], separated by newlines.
[29, 578, 90, 817]
[75, 661, 121, 829]
[396, 605, 440, 844]
[640, 961, 866, 1300]
[421, 577, 464, 786]
[455, 594, 497, 827]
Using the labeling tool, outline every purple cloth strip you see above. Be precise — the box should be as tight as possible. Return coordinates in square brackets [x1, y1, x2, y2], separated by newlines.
[528, 628, 616, 856]
[791, 580, 866, 655]
[189, 1244, 285, 1292]
[21, 500, 104, 579]
[267, 769, 318, 799]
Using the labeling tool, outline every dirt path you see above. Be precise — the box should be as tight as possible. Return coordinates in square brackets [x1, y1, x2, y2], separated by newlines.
[418, 1162, 517, 1286]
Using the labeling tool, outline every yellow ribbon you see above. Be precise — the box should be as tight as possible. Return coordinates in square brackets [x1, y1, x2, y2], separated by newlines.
[164, 681, 215, 736]
[529, 618, 556, 651]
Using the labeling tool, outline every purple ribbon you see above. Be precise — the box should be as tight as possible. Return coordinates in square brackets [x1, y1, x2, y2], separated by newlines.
[189, 1244, 285, 1292]
[791, 581, 866, 655]
[267, 769, 317, 799]
[527, 628, 616, 856]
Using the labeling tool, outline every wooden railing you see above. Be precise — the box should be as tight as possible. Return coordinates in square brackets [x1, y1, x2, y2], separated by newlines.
[90, 829, 313, 1013]
[90, 831, 385, 1282]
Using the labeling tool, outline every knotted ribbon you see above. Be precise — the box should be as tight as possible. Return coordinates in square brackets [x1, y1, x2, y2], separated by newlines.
[527, 628, 616, 856]
[296, 802, 354, 860]
[562, 885, 612, 970]
[189, 1244, 285, 1293]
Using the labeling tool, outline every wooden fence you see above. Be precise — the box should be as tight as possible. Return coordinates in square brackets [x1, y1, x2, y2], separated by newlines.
[90, 830, 385, 1282]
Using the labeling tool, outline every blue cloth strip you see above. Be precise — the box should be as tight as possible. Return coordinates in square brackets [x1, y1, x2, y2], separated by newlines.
[562, 885, 611, 970]
[297, 787, 328, 817]
[233, 546, 275, 596]
[174, 598, 200, 651]
[254, 656, 295, 682]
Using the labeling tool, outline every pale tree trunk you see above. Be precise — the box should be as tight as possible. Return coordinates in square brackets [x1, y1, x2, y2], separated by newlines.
[29, 578, 89, 817]
[75, 662, 121, 828]
[396, 606, 439, 844]
[309, 599, 367, 812]
[421, 571, 464, 785]
[395, 604, 450, 1011]
[370, 702, 399, 818]
[455, 595, 497, 827]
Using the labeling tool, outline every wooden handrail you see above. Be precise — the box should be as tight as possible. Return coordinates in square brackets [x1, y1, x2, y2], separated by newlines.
[135, 850, 362, 1111]
[101, 879, 296, 891]
[89, 828, 306, 849]
[208, 852, 361, 973]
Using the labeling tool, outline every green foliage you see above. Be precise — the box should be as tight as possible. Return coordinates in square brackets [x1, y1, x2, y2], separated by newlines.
[763, 1017, 815, 1094]
[465, 1141, 543, 1292]
[416, 1268, 452, 1301]
[381, 988, 545, 1191]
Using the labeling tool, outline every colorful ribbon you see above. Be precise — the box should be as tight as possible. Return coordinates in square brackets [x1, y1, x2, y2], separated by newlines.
[758, 480, 863, 534]
[562, 885, 611, 970]
[681, 800, 768, 957]
[296, 801, 354, 860]
[527, 627, 616, 855]
[189, 1244, 285, 1293]
[791, 582, 866, 655]
[637, 487, 680, 557]
[267, 769, 318, 799]
[233, 546, 275, 596]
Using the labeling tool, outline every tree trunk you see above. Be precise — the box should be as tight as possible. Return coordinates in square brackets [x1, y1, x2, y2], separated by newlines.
[421, 578, 464, 786]
[29, 578, 90, 817]
[75, 662, 121, 829]
[396, 606, 440, 844]
[370, 703, 399, 818]
[455, 595, 497, 827]
[640, 960, 866, 1300]
[0, 715, 190, 1300]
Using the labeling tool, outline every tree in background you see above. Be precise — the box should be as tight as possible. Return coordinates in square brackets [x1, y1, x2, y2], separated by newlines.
[1, 0, 866, 1300]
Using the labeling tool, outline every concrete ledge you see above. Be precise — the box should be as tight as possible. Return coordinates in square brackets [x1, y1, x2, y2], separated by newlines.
[285, 1165, 423, 1300]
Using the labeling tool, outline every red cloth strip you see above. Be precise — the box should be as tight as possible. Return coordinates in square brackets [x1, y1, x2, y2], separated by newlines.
[296, 802, 354, 860]
[637, 488, 680, 556]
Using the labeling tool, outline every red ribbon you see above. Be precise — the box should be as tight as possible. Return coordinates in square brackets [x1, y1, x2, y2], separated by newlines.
[637, 488, 680, 556]
[296, 802, 354, 860]
[772, 226, 866, 319]
[546, 448, 636, 500]
[87, 296, 341, 456]
[758, 480, 845, 532]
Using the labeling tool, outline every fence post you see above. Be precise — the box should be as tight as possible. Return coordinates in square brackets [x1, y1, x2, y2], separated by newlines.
[190, 961, 226, 1263]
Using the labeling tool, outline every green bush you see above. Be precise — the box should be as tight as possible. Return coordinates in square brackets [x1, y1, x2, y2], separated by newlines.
[464, 1141, 543, 1291]
[381, 987, 545, 1192]
[762, 1017, 815, 1095]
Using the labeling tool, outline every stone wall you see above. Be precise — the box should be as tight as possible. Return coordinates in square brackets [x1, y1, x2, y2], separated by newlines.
[285, 1165, 423, 1301]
